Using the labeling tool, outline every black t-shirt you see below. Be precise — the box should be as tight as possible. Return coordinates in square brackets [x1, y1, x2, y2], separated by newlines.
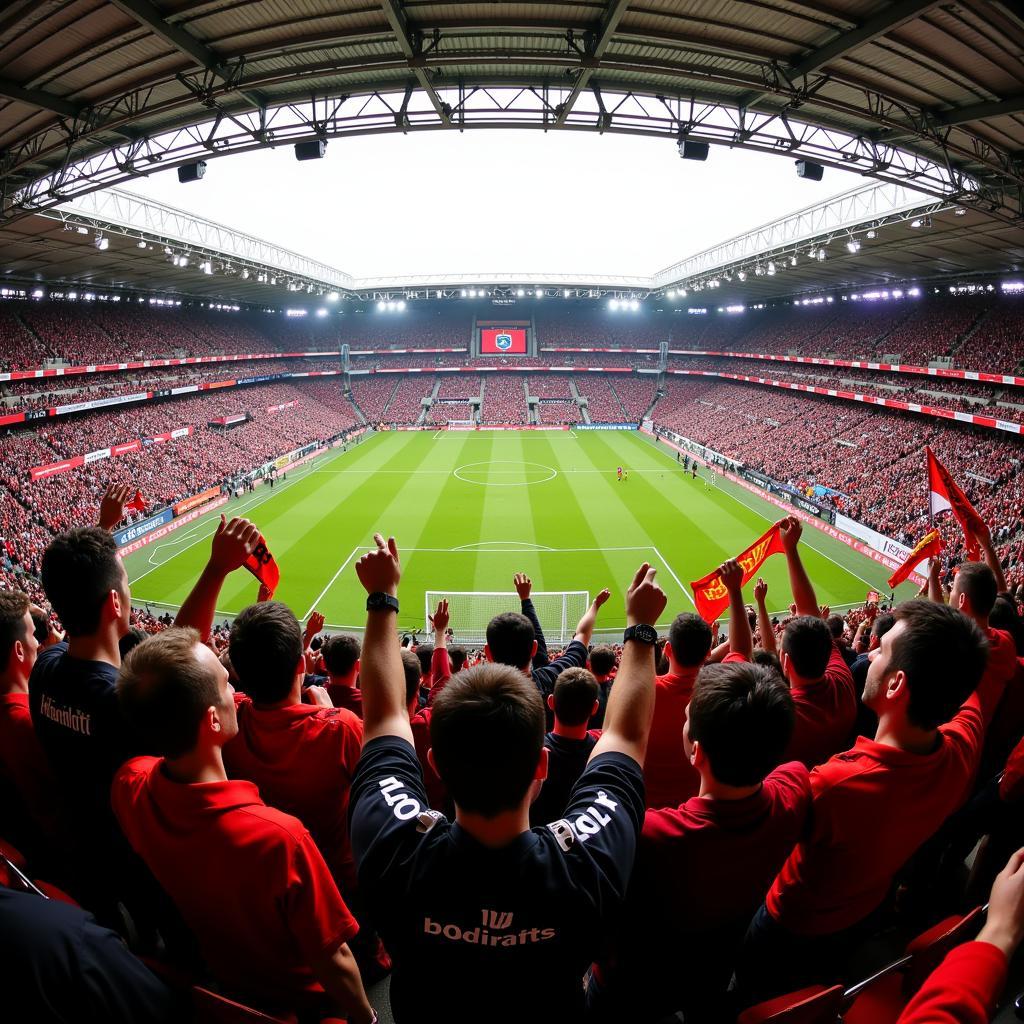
[29, 643, 134, 838]
[350, 736, 645, 1023]
[0, 886, 176, 1023]
[529, 731, 600, 827]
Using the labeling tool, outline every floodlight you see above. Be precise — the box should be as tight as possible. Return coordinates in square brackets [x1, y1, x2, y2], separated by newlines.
[295, 139, 327, 161]
[516, 288, 525, 297]
[678, 140, 710, 161]
[241, 270, 249, 279]
[609, 298, 620, 311]
[847, 240, 860, 253]
[866, 230, 877, 239]
[630, 299, 639, 311]
[397, 300, 406, 311]
[795, 160, 824, 181]
[737, 272, 746, 282]
[535, 289, 543, 298]
[316, 308, 328, 317]
[177, 161, 206, 183]
[76, 226, 89, 235]
[137, 240, 147, 249]
[564, 289, 571, 298]
[95, 236, 109, 251]
[377, 300, 386, 311]
[667, 290, 676, 299]
[179, 256, 189, 267]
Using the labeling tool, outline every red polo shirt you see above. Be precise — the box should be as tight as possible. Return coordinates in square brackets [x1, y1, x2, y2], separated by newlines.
[223, 695, 363, 895]
[0, 692, 61, 837]
[783, 643, 858, 770]
[111, 756, 358, 1002]
[895, 942, 1006, 1024]
[767, 670, 1006, 936]
[643, 665, 701, 809]
[410, 705, 448, 811]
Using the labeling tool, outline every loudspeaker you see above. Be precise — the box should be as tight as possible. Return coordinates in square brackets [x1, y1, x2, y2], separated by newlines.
[177, 161, 207, 183]
[295, 139, 327, 162]
[678, 140, 710, 162]
[795, 160, 824, 181]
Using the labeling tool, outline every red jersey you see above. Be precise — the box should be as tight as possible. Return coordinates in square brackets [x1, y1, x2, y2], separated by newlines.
[643, 666, 701, 809]
[111, 756, 358, 1002]
[325, 681, 363, 719]
[783, 643, 858, 770]
[979, 629, 1022, 771]
[895, 942, 1006, 1024]
[767, 670, 1005, 936]
[0, 692, 61, 837]
[223, 695, 363, 894]
[410, 705, 448, 811]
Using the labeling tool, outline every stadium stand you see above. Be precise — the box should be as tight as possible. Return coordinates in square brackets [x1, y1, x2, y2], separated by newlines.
[481, 376, 528, 423]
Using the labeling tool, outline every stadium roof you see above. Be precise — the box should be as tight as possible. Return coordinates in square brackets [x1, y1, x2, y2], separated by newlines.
[1, 0, 1023, 228]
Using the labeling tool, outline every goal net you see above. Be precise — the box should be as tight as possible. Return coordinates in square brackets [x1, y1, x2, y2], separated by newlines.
[424, 591, 590, 646]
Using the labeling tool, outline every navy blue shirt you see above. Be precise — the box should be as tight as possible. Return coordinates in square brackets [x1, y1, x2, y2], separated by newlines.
[530, 731, 601, 827]
[350, 736, 644, 1023]
[0, 886, 176, 1023]
[29, 643, 134, 837]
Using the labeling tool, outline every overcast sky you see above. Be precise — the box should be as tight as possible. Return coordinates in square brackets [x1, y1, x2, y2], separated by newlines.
[124, 131, 866, 278]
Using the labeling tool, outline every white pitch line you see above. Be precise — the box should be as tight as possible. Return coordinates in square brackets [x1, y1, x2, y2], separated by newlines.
[651, 544, 698, 608]
[400, 545, 655, 553]
[302, 546, 361, 621]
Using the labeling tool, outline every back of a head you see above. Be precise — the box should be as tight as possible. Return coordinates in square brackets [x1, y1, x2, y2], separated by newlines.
[415, 644, 434, 676]
[0, 590, 30, 668]
[321, 633, 361, 678]
[30, 608, 49, 646]
[552, 667, 599, 727]
[782, 615, 833, 680]
[229, 601, 302, 703]
[588, 645, 616, 677]
[41, 527, 122, 637]
[954, 562, 998, 620]
[117, 627, 220, 759]
[449, 646, 468, 672]
[430, 663, 545, 817]
[119, 627, 148, 660]
[751, 648, 784, 676]
[990, 596, 1024, 656]
[485, 612, 535, 670]
[400, 649, 422, 706]
[872, 612, 896, 642]
[826, 615, 846, 641]
[891, 600, 989, 730]
[689, 662, 795, 787]
[667, 613, 713, 668]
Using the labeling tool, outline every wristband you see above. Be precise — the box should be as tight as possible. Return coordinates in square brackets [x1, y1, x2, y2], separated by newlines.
[623, 624, 658, 645]
[366, 592, 399, 614]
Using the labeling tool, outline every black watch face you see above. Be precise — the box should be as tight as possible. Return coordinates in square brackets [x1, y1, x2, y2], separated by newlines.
[629, 625, 657, 644]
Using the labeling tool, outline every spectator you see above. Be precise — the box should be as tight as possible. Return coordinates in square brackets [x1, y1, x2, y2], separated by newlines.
[0, 885, 177, 1024]
[598, 660, 809, 1021]
[112, 628, 373, 1021]
[587, 644, 617, 728]
[0, 589, 60, 854]
[223, 602, 364, 898]
[485, 577, 609, 698]
[529, 667, 602, 826]
[321, 633, 364, 718]
[349, 535, 666, 1023]
[736, 600, 993, 1005]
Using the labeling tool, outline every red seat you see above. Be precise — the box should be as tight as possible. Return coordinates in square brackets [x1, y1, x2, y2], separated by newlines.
[737, 984, 844, 1024]
[0, 836, 27, 873]
[843, 907, 984, 1024]
[191, 985, 293, 1024]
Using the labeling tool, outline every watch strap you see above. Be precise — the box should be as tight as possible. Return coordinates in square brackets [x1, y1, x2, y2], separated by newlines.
[366, 592, 400, 613]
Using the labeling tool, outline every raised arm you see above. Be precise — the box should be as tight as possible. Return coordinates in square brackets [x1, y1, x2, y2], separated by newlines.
[97, 483, 136, 532]
[574, 589, 611, 646]
[973, 521, 1009, 595]
[589, 564, 667, 766]
[753, 577, 776, 654]
[779, 516, 818, 617]
[175, 516, 261, 642]
[425, 599, 452, 703]
[355, 533, 414, 745]
[927, 558, 945, 603]
[720, 558, 753, 661]
[515, 572, 549, 668]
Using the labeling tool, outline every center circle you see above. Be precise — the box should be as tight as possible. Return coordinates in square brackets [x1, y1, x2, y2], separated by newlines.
[453, 460, 558, 487]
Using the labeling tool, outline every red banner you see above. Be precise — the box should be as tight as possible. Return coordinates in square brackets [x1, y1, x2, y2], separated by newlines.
[173, 486, 221, 516]
[690, 523, 786, 622]
[266, 400, 298, 414]
[244, 536, 280, 597]
[30, 457, 84, 481]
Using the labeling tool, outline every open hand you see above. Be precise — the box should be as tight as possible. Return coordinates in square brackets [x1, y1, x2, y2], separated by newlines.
[209, 516, 261, 575]
[98, 483, 136, 531]
[429, 599, 450, 633]
[513, 573, 532, 600]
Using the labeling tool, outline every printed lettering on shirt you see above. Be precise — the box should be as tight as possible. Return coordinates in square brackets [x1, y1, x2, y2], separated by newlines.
[416, 808, 444, 834]
[423, 907, 556, 947]
[378, 775, 422, 820]
[546, 789, 620, 852]
[39, 694, 92, 736]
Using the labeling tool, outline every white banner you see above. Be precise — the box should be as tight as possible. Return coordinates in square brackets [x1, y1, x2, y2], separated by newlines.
[84, 448, 111, 464]
[835, 514, 913, 563]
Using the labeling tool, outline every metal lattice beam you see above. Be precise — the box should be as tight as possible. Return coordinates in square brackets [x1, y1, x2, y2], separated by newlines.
[738, 0, 940, 110]
[0, 78, 80, 118]
[108, 0, 266, 109]
[934, 94, 1024, 126]
[554, 0, 632, 126]
[380, 0, 451, 126]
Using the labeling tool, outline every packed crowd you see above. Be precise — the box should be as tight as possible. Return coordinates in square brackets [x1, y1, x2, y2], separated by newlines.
[3, 483, 1024, 1024]
[652, 378, 1024, 588]
[481, 377, 528, 424]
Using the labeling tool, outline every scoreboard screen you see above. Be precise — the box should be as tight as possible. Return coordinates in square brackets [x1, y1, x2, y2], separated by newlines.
[480, 327, 528, 354]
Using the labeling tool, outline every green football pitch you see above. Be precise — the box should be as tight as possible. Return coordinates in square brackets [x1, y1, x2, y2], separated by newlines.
[123, 429, 917, 639]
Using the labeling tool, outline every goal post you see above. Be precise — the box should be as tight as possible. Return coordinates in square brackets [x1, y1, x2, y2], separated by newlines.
[425, 590, 590, 646]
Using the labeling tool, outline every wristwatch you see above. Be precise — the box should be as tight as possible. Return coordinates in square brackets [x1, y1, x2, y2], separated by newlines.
[623, 624, 658, 645]
[366, 592, 399, 614]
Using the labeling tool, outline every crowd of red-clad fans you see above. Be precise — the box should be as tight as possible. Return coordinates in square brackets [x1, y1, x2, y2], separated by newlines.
[3, 473, 1024, 1024]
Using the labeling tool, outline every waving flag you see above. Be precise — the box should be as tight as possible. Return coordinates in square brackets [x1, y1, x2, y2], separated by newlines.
[127, 490, 147, 513]
[690, 522, 786, 622]
[244, 536, 281, 598]
[887, 529, 944, 590]
[927, 446, 984, 559]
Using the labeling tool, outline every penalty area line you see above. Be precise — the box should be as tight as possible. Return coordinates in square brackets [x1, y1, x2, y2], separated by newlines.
[651, 544, 697, 609]
[302, 547, 362, 621]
